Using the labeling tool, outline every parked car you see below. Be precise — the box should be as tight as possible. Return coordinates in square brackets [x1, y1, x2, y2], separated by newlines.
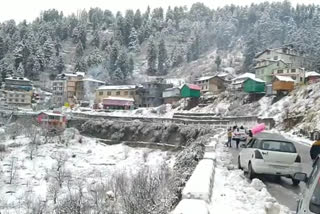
[237, 132, 302, 185]
[295, 156, 320, 214]
[232, 128, 248, 141]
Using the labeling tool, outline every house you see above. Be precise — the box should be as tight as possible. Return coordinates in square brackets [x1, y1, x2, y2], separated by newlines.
[3, 76, 33, 107]
[138, 80, 172, 107]
[305, 71, 320, 84]
[194, 76, 226, 94]
[180, 84, 201, 98]
[75, 78, 105, 103]
[255, 45, 311, 68]
[243, 77, 266, 93]
[255, 45, 312, 83]
[272, 76, 295, 93]
[37, 111, 67, 130]
[254, 59, 288, 83]
[52, 72, 85, 107]
[272, 67, 305, 85]
[102, 96, 134, 110]
[162, 87, 181, 104]
[95, 85, 138, 104]
[231, 73, 255, 90]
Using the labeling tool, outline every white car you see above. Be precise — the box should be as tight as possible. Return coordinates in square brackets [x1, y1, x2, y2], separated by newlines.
[295, 156, 320, 214]
[238, 132, 302, 185]
[232, 128, 247, 141]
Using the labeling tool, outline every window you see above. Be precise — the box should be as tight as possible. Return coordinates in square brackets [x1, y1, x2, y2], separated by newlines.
[15, 94, 19, 97]
[99, 91, 103, 96]
[124, 91, 129, 95]
[9, 99, 12, 102]
[261, 141, 296, 153]
[130, 91, 134, 95]
[278, 70, 283, 74]
[247, 139, 255, 148]
[300, 77, 303, 82]
[308, 158, 320, 186]
[21, 94, 25, 98]
[15, 99, 18, 102]
[59, 87, 63, 90]
[107, 91, 111, 95]
[116, 91, 121, 95]
[9, 94, 13, 97]
[291, 69, 296, 73]
[292, 76, 296, 80]
[309, 159, 320, 213]
[21, 99, 24, 102]
[274, 56, 278, 60]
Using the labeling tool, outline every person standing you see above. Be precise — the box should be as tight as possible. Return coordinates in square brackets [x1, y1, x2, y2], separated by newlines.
[227, 128, 233, 147]
[310, 140, 320, 160]
[234, 128, 241, 149]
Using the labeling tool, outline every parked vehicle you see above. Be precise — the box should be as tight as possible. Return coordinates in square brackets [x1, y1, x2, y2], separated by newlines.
[295, 156, 320, 214]
[237, 132, 302, 185]
[232, 128, 247, 141]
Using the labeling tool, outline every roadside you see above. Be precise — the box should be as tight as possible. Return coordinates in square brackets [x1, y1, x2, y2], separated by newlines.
[229, 132, 313, 212]
[209, 137, 291, 214]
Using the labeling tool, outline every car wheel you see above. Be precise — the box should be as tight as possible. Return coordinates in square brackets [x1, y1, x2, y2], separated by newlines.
[248, 162, 256, 179]
[238, 156, 242, 170]
[292, 178, 300, 186]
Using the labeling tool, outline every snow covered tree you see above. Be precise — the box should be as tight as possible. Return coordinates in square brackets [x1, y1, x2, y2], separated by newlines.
[0, 37, 5, 60]
[147, 38, 157, 75]
[16, 62, 25, 77]
[91, 31, 100, 48]
[158, 38, 168, 75]
[128, 28, 140, 52]
[43, 39, 55, 64]
[128, 56, 134, 74]
[75, 41, 84, 59]
[109, 42, 120, 74]
[134, 9, 143, 29]
[171, 45, 184, 68]
[215, 56, 222, 71]
[32, 59, 41, 80]
[55, 55, 65, 74]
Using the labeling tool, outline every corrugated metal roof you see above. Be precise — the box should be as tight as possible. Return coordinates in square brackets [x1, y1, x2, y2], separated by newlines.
[186, 84, 201, 90]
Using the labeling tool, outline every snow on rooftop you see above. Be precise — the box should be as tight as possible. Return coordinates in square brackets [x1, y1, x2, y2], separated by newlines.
[103, 96, 134, 102]
[196, 76, 215, 81]
[97, 85, 137, 90]
[305, 71, 320, 78]
[275, 75, 295, 82]
[246, 77, 265, 83]
[82, 78, 105, 84]
[232, 73, 255, 81]
[5, 77, 31, 81]
[40, 111, 64, 117]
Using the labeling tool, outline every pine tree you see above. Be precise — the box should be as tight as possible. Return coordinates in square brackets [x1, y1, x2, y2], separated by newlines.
[75, 41, 84, 59]
[128, 56, 134, 74]
[215, 56, 222, 71]
[109, 42, 120, 73]
[171, 45, 184, 67]
[55, 55, 65, 74]
[74, 59, 87, 73]
[16, 63, 25, 77]
[158, 38, 168, 75]
[91, 31, 100, 48]
[134, 9, 143, 29]
[116, 49, 129, 82]
[147, 38, 157, 75]
[43, 39, 55, 64]
[128, 28, 140, 52]
[0, 36, 5, 60]
[32, 59, 41, 80]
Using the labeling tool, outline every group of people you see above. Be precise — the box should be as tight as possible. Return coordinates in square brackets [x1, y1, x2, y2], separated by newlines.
[226, 125, 253, 149]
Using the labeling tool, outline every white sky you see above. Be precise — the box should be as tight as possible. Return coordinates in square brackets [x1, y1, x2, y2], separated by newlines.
[0, 0, 318, 23]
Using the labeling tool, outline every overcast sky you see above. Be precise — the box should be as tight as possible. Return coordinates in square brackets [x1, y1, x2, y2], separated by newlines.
[0, 0, 318, 23]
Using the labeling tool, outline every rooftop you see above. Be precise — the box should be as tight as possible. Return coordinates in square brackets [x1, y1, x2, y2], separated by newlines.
[40, 111, 64, 117]
[306, 71, 320, 78]
[5, 77, 31, 82]
[97, 85, 137, 90]
[82, 78, 105, 84]
[232, 73, 255, 81]
[103, 96, 134, 102]
[245, 77, 265, 83]
[275, 75, 295, 82]
[184, 84, 201, 90]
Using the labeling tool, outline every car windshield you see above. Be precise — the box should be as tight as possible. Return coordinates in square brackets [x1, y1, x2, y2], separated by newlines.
[310, 178, 320, 213]
[261, 140, 296, 153]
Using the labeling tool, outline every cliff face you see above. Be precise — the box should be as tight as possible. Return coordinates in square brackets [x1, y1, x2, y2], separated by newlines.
[81, 119, 215, 146]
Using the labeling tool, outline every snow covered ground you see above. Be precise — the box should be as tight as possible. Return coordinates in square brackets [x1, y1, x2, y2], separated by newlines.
[0, 130, 174, 213]
[209, 137, 291, 214]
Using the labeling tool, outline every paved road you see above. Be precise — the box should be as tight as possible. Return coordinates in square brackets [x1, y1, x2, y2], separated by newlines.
[229, 138, 313, 212]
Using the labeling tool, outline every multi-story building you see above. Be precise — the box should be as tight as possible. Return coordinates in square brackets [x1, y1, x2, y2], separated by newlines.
[272, 67, 305, 85]
[254, 45, 312, 83]
[95, 85, 138, 104]
[194, 76, 226, 95]
[3, 77, 33, 107]
[52, 72, 85, 107]
[76, 78, 105, 103]
[139, 80, 172, 107]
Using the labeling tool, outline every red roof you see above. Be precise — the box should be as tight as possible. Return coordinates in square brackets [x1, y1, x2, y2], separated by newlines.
[186, 84, 201, 90]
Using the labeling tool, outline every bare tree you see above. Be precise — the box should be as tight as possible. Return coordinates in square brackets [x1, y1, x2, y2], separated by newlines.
[49, 152, 70, 188]
[24, 125, 41, 160]
[8, 157, 17, 184]
[48, 181, 60, 205]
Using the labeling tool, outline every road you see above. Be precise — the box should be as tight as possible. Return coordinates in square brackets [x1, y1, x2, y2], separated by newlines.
[230, 138, 313, 212]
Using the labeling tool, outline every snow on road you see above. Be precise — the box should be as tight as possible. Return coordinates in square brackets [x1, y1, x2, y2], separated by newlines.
[209, 139, 292, 214]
